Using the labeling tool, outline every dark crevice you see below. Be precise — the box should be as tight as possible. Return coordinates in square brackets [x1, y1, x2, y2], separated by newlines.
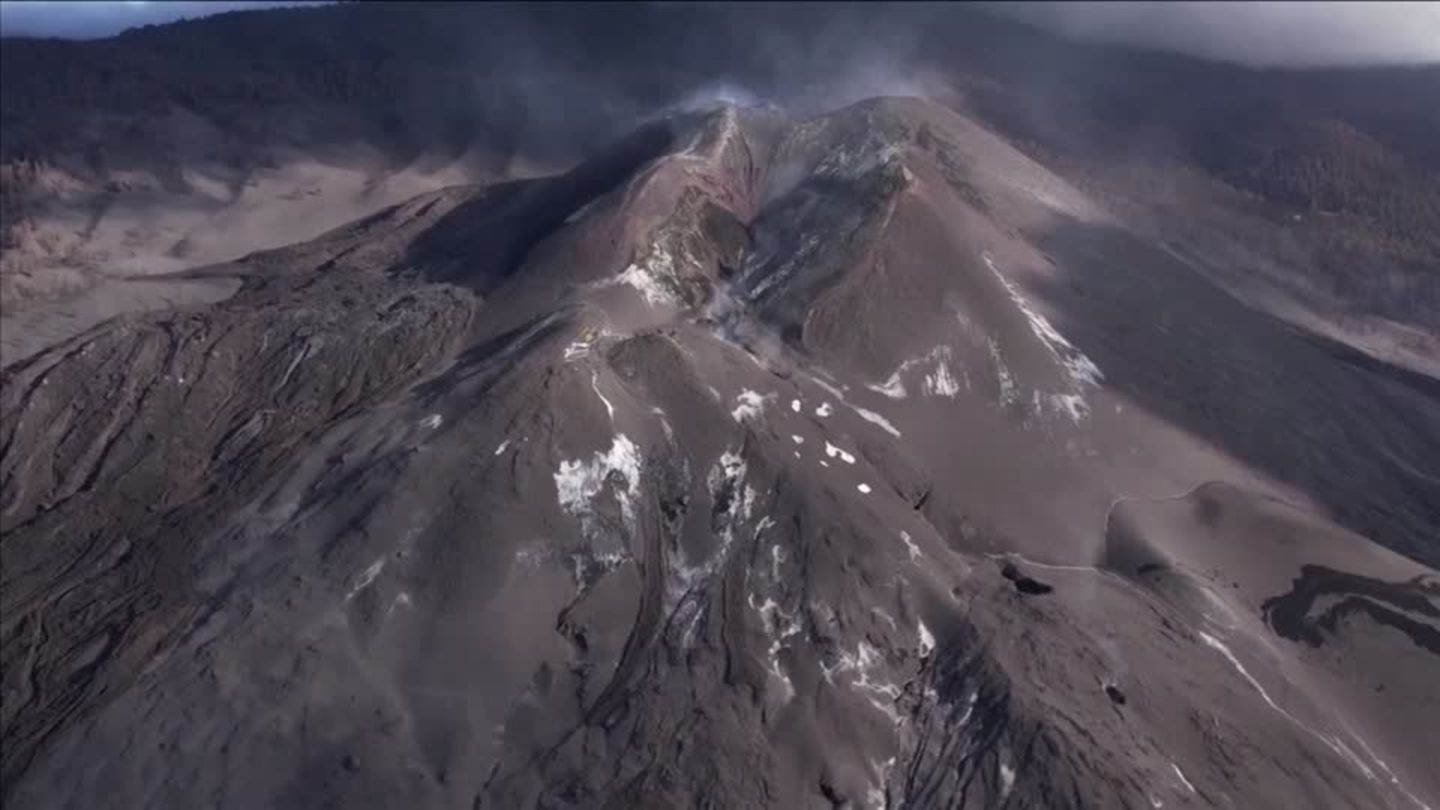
[1001, 563, 1054, 596]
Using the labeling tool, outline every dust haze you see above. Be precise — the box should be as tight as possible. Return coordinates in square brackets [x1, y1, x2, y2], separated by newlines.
[3, 4, 1440, 809]
[987, 1, 1440, 68]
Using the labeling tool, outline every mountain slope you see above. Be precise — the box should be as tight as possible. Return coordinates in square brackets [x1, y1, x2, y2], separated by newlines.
[3, 98, 1437, 810]
[3, 2, 1437, 364]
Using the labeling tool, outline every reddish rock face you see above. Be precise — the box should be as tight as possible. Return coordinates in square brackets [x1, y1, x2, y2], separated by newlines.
[2, 94, 1437, 810]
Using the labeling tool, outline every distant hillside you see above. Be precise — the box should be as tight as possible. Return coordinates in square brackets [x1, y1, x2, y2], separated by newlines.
[955, 50, 1440, 328]
[2, 1, 1437, 326]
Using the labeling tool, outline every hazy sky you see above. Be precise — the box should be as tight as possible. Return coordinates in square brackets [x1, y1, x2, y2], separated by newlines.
[1, 1, 1437, 68]
[0, 1, 328, 39]
[989, 1, 1440, 68]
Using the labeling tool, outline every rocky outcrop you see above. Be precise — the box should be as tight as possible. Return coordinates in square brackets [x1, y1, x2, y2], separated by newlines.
[2, 99, 1437, 810]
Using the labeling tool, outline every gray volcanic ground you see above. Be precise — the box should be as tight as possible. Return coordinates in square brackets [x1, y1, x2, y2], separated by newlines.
[3, 94, 1438, 810]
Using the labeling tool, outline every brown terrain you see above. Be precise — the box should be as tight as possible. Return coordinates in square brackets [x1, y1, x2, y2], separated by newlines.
[1, 5, 1437, 809]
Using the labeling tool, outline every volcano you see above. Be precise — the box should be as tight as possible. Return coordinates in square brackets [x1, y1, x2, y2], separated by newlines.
[3, 93, 1437, 810]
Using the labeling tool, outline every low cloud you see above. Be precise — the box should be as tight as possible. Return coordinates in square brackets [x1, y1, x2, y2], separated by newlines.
[987, 1, 1440, 68]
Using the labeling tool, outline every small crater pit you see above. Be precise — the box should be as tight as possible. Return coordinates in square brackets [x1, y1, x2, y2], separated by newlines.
[1001, 562, 1054, 595]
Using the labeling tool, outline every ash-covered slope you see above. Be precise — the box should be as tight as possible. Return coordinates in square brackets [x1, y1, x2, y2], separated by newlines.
[2, 99, 1438, 810]
[5, 3, 1437, 382]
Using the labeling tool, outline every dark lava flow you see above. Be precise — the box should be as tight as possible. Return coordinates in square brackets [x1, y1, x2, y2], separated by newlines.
[1262, 564, 1440, 655]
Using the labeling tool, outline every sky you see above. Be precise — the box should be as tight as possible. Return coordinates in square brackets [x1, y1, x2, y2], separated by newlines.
[987, 1, 1440, 68]
[0, 1, 1437, 68]
[0, 1, 329, 39]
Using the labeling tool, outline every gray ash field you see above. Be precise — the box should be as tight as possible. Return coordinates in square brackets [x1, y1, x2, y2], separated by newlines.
[3, 96, 1439, 810]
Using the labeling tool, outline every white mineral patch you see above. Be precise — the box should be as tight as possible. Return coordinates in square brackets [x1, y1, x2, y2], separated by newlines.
[554, 434, 642, 541]
[277, 341, 312, 390]
[749, 591, 801, 702]
[815, 402, 834, 417]
[867, 371, 908, 399]
[563, 340, 591, 362]
[857, 483, 873, 494]
[611, 249, 681, 307]
[494, 439, 511, 456]
[420, 414, 442, 430]
[854, 405, 902, 437]
[956, 690, 979, 726]
[872, 607, 898, 630]
[752, 234, 821, 299]
[813, 374, 899, 435]
[900, 531, 922, 562]
[923, 359, 961, 397]
[674, 450, 757, 600]
[987, 338, 1018, 407]
[870, 346, 946, 400]
[591, 371, 615, 420]
[652, 407, 674, 440]
[1344, 733, 1433, 810]
[985, 253, 1104, 389]
[570, 550, 632, 588]
[1198, 629, 1376, 780]
[1171, 762, 1196, 794]
[1051, 393, 1090, 422]
[1000, 760, 1016, 799]
[822, 640, 904, 723]
[810, 376, 849, 401]
[733, 389, 772, 423]
[867, 757, 898, 810]
[1198, 630, 1282, 712]
[346, 557, 386, 601]
[824, 442, 857, 464]
[514, 545, 548, 568]
[918, 620, 935, 657]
